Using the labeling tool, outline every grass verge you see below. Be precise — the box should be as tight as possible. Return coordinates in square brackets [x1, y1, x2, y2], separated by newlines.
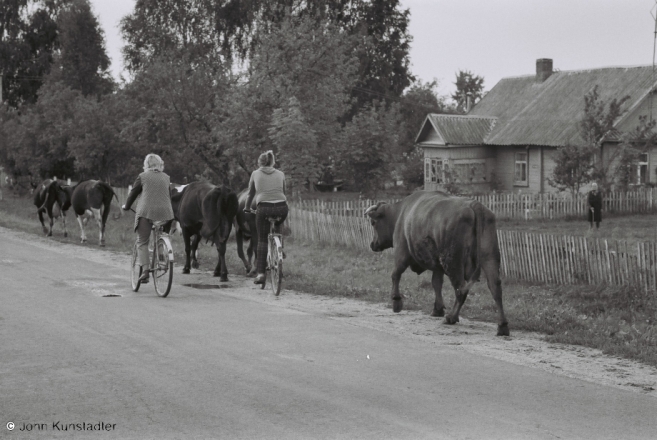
[1, 195, 656, 367]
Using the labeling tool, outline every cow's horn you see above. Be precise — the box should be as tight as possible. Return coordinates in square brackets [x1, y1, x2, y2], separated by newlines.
[364, 202, 387, 217]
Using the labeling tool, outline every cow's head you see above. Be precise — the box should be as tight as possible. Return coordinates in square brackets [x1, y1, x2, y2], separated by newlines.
[365, 202, 393, 252]
[200, 185, 239, 245]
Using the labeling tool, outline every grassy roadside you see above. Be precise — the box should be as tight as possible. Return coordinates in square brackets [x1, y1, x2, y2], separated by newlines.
[1, 195, 656, 367]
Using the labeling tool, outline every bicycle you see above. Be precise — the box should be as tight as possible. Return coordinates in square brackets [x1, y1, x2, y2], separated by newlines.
[246, 210, 285, 296]
[127, 211, 174, 297]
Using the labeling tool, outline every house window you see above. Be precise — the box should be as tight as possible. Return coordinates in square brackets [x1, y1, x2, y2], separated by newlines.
[514, 152, 528, 185]
[424, 158, 444, 183]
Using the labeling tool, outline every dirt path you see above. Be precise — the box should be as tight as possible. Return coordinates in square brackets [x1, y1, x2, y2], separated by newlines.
[3, 225, 656, 398]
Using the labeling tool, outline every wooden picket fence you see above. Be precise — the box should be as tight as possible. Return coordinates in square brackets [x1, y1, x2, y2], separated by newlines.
[497, 231, 657, 291]
[287, 207, 657, 292]
[291, 188, 657, 220]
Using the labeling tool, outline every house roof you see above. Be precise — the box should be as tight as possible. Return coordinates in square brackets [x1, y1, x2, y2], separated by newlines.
[416, 114, 497, 145]
[468, 65, 656, 147]
[417, 65, 657, 148]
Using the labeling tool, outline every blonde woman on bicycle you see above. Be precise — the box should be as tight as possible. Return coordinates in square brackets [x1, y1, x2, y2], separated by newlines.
[245, 150, 288, 285]
[123, 154, 175, 284]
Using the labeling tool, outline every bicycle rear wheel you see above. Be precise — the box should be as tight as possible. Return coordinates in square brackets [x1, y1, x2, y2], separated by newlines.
[269, 236, 283, 296]
[131, 242, 141, 292]
[153, 237, 173, 297]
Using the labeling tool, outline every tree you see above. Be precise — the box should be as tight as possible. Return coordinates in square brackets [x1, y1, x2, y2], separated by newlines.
[0, 0, 61, 107]
[451, 70, 484, 114]
[340, 101, 402, 194]
[50, 0, 113, 96]
[547, 143, 596, 195]
[222, 11, 358, 187]
[614, 116, 657, 190]
[580, 85, 630, 189]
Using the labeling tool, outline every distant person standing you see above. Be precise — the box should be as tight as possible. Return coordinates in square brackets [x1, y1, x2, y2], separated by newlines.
[587, 182, 602, 229]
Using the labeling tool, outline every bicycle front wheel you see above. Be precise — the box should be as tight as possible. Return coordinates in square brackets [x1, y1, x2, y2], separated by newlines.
[131, 242, 141, 292]
[153, 236, 173, 297]
[269, 237, 283, 296]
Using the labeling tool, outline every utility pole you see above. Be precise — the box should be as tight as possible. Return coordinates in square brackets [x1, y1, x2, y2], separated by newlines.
[651, 2, 657, 121]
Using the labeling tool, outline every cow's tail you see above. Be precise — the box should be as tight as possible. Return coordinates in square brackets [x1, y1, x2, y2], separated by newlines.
[465, 201, 487, 289]
[97, 181, 115, 223]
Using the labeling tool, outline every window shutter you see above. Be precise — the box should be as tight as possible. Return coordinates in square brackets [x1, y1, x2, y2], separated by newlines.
[424, 158, 431, 182]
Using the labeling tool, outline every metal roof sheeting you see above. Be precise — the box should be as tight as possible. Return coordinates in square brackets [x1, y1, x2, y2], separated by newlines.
[426, 114, 497, 145]
[467, 65, 655, 146]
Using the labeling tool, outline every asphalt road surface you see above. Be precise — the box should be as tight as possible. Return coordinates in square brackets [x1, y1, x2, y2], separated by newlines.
[1, 227, 656, 440]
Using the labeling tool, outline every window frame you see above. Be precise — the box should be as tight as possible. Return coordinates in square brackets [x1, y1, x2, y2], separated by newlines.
[424, 158, 445, 184]
[513, 151, 529, 186]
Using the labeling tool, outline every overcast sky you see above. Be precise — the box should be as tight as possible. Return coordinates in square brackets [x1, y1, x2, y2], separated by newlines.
[91, 0, 657, 97]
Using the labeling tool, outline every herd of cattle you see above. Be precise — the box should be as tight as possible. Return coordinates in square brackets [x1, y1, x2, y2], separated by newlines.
[31, 179, 509, 336]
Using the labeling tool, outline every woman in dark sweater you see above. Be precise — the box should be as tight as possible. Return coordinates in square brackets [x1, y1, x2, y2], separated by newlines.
[245, 150, 288, 285]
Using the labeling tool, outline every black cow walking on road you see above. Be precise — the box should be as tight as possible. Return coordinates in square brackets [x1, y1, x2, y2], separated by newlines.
[34, 179, 71, 237]
[365, 191, 509, 336]
[69, 180, 117, 246]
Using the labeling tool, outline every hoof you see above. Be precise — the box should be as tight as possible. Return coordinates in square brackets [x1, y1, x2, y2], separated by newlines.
[430, 306, 445, 317]
[497, 322, 510, 337]
[47, 232, 52, 237]
[99, 242, 105, 247]
[192, 260, 200, 269]
[220, 276, 229, 282]
[64, 232, 68, 238]
[392, 298, 403, 313]
[81, 239, 87, 244]
[182, 267, 190, 274]
[444, 315, 459, 325]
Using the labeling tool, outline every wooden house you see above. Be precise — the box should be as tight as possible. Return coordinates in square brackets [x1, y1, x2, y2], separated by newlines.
[416, 59, 657, 193]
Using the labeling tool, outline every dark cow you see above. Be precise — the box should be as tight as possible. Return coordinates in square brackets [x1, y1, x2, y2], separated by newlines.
[365, 191, 509, 336]
[33, 179, 71, 237]
[176, 181, 239, 280]
[69, 180, 117, 246]
[234, 188, 257, 275]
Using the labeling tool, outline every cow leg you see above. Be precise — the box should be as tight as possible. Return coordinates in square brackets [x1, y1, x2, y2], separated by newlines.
[191, 235, 201, 269]
[91, 207, 104, 246]
[61, 211, 68, 237]
[430, 268, 446, 317]
[391, 254, 410, 313]
[77, 215, 87, 243]
[482, 258, 510, 336]
[37, 210, 48, 234]
[214, 242, 228, 281]
[182, 230, 192, 274]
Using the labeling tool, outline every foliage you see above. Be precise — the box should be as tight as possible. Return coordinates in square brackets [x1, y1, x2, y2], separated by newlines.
[579, 85, 631, 189]
[120, 49, 231, 184]
[614, 116, 657, 191]
[548, 143, 596, 195]
[451, 70, 484, 114]
[223, 12, 358, 188]
[51, 0, 114, 96]
[339, 100, 402, 195]
[120, 0, 414, 113]
[0, 0, 61, 107]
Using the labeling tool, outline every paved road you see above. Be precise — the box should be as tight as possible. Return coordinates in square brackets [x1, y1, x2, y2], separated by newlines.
[1, 228, 656, 440]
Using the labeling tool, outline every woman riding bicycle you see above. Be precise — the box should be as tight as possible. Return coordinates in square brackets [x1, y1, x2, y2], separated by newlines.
[122, 153, 175, 284]
[245, 150, 288, 285]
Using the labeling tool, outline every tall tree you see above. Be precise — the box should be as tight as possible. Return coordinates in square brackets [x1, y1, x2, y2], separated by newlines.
[51, 0, 113, 96]
[0, 0, 61, 107]
[451, 70, 484, 113]
[580, 85, 630, 189]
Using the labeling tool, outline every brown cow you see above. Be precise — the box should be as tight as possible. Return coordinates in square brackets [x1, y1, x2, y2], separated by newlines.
[365, 191, 509, 336]
[34, 179, 71, 237]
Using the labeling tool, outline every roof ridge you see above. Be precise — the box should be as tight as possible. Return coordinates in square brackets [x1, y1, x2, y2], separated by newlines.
[500, 64, 652, 82]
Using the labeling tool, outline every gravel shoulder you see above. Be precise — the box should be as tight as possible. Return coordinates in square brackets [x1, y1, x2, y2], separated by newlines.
[3, 225, 656, 398]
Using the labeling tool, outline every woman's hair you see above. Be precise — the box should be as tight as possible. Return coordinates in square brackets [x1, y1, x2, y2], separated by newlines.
[257, 150, 275, 168]
[143, 153, 164, 172]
